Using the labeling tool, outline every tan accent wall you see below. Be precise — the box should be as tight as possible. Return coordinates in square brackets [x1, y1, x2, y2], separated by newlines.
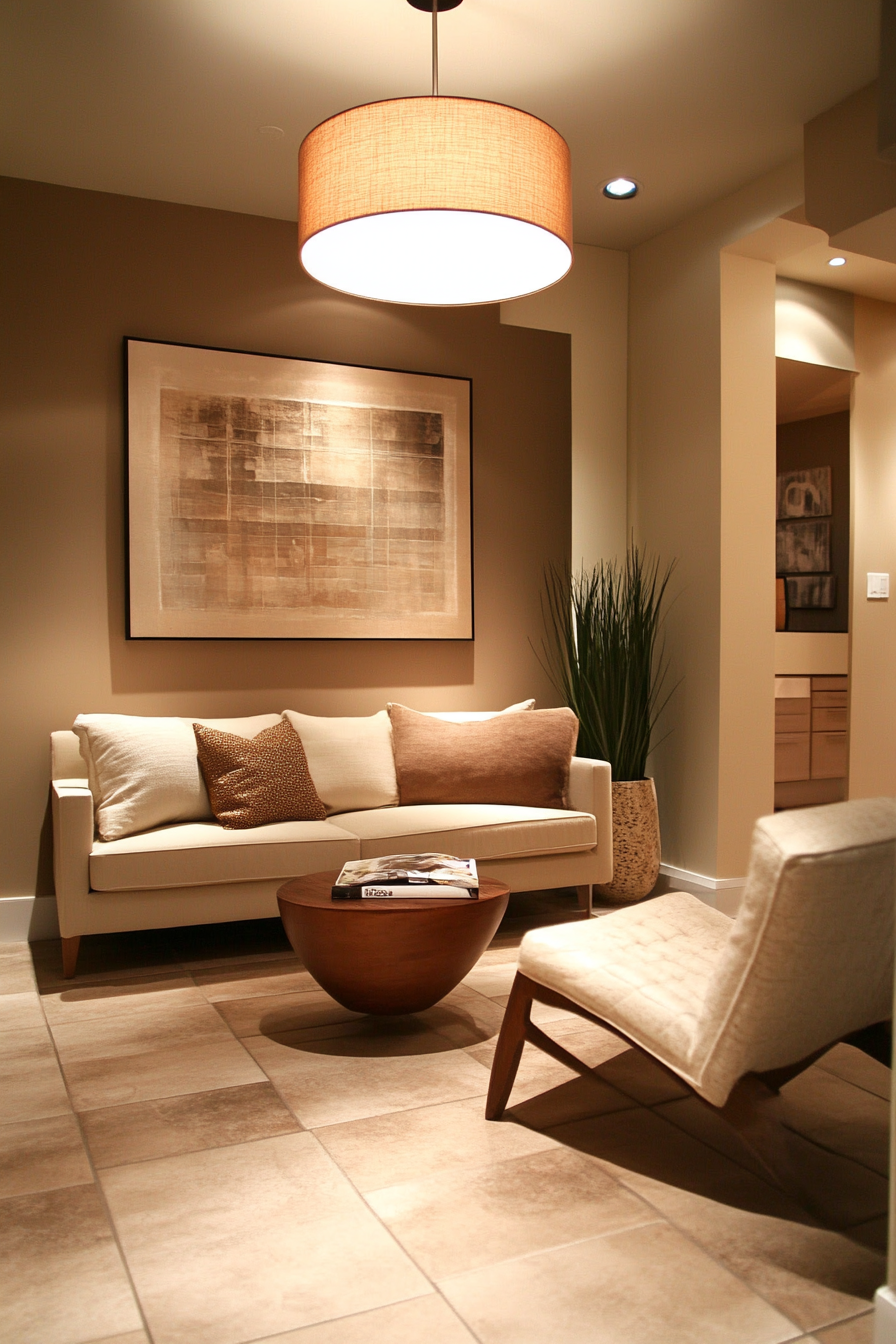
[848, 296, 896, 799]
[628, 160, 801, 878]
[0, 176, 571, 899]
[500, 243, 629, 569]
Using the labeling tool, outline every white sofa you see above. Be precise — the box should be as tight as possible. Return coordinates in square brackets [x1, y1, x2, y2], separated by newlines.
[51, 715, 612, 977]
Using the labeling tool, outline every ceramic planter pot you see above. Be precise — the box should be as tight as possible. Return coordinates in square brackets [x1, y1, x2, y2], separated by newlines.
[594, 777, 661, 903]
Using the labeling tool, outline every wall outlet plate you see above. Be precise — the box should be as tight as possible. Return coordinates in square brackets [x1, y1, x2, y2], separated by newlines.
[867, 572, 890, 599]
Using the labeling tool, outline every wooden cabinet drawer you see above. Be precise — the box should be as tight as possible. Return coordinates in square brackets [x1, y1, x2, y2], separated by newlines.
[813, 706, 848, 732]
[775, 708, 811, 733]
[812, 690, 848, 709]
[775, 733, 810, 783]
[811, 732, 848, 779]
[812, 676, 848, 692]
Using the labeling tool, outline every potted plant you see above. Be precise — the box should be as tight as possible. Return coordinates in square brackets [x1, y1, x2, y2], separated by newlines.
[541, 546, 676, 902]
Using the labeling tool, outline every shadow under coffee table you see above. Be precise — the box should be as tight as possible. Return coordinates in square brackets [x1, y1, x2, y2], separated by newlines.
[278, 871, 510, 1014]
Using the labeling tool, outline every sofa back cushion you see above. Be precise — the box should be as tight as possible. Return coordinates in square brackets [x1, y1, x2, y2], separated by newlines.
[425, 699, 535, 722]
[388, 703, 579, 808]
[193, 720, 327, 829]
[73, 712, 282, 840]
[282, 709, 399, 815]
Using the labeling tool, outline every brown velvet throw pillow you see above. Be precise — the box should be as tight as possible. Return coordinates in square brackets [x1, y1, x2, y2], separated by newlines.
[193, 719, 327, 829]
[388, 703, 579, 809]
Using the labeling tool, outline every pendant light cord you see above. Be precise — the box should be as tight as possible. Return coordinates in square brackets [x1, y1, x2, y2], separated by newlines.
[432, 0, 438, 95]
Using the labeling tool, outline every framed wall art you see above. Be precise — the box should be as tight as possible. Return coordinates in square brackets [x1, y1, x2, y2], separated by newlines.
[126, 339, 472, 639]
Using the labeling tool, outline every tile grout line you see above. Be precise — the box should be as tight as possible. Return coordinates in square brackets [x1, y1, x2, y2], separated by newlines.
[31, 944, 158, 1344]
[554, 1130, 846, 1340]
[814, 1057, 890, 1103]
[306, 1120, 499, 1344]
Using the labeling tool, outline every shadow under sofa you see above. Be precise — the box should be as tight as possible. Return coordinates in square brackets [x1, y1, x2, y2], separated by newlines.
[51, 729, 613, 978]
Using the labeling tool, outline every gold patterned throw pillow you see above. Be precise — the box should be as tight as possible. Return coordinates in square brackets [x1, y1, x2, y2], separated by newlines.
[193, 719, 327, 829]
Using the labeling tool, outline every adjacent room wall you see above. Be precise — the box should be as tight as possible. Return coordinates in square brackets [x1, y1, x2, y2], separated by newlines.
[500, 243, 629, 569]
[849, 295, 896, 799]
[776, 411, 850, 634]
[628, 160, 801, 881]
[0, 176, 572, 905]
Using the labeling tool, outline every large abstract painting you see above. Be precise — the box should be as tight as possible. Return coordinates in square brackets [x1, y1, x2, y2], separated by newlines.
[127, 340, 472, 639]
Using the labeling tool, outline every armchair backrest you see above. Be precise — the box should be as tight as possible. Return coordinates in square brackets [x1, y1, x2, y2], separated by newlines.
[691, 797, 896, 1106]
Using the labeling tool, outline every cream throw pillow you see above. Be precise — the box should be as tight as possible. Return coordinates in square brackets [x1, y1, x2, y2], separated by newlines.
[73, 712, 282, 841]
[426, 699, 535, 722]
[282, 709, 399, 815]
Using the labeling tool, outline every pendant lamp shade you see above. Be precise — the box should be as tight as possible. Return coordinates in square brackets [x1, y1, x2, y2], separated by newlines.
[299, 97, 573, 306]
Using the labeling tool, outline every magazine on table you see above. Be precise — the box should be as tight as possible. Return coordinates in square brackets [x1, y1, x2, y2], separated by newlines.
[332, 853, 479, 900]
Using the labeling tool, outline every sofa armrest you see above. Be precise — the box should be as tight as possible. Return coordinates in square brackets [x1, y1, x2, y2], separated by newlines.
[52, 780, 94, 937]
[568, 756, 612, 865]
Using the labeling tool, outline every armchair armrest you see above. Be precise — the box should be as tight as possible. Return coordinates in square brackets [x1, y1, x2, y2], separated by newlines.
[568, 756, 613, 884]
[52, 780, 94, 938]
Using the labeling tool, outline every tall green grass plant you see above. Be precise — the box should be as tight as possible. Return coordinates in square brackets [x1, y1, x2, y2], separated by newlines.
[541, 548, 676, 781]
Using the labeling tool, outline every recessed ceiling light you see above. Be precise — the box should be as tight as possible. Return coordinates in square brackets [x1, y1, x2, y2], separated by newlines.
[602, 177, 639, 200]
[828, 256, 846, 267]
[258, 125, 284, 138]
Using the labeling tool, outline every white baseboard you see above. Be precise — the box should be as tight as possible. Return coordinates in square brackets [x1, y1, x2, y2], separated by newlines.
[0, 895, 60, 942]
[875, 1286, 896, 1344]
[659, 864, 746, 915]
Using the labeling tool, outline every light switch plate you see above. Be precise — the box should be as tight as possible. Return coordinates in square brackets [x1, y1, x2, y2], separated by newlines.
[867, 572, 890, 599]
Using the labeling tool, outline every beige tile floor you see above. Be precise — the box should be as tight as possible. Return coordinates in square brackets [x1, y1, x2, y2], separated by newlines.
[0, 891, 889, 1344]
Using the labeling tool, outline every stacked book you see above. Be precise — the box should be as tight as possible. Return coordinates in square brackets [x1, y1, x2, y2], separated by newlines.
[331, 853, 479, 900]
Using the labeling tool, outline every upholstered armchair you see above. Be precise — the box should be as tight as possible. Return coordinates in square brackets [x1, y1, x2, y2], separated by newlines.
[486, 798, 896, 1193]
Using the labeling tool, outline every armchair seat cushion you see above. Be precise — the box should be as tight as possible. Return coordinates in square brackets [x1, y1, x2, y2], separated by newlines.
[334, 804, 597, 862]
[519, 892, 732, 1069]
[90, 819, 359, 892]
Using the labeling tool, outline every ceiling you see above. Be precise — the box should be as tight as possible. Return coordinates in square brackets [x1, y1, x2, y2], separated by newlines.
[776, 359, 853, 424]
[0, 0, 881, 252]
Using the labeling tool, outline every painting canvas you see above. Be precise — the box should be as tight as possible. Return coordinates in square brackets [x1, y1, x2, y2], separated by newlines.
[776, 467, 831, 519]
[786, 575, 837, 609]
[776, 519, 831, 574]
[127, 340, 472, 639]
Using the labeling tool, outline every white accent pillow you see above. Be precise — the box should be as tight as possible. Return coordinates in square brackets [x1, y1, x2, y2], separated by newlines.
[424, 699, 536, 722]
[281, 709, 399, 815]
[73, 713, 282, 841]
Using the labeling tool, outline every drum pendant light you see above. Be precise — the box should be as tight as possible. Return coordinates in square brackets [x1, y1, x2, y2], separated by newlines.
[298, 0, 573, 306]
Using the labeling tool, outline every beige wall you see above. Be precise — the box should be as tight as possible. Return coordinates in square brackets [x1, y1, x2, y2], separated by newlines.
[628, 160, 801, 878]
[500, 244, 629, 569]
[849, 296, 896, 798]
[718, 252, 777, 873]
[0, 176, 571, 900]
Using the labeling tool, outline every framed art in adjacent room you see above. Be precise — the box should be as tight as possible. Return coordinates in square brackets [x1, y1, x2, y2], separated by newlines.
[125, 339, 472, 639]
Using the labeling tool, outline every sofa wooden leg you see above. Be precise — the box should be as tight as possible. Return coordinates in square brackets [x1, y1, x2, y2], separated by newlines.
[61, 936, 81, 979]
[576, 884, 592, 914]
[486, 972, 534, 1120]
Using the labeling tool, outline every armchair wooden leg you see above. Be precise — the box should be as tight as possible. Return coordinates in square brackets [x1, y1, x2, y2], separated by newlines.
[485, 972, 534, 1120]
[715, 1074, 803, 1203]
[576, 884, 592, 914]
[61, 936, 81, 979]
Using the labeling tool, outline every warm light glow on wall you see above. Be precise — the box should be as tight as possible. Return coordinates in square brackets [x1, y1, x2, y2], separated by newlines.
[299, 97, 573, 306]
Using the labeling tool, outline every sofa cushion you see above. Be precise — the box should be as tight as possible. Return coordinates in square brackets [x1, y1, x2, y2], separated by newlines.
[388, 704, 579, 808]
[333, 804, 596, 861]
[74, 712, 283, 841]
[89, 819, 359, 892]
[282, 709, 399, 814]
[194, 720, 327, 828]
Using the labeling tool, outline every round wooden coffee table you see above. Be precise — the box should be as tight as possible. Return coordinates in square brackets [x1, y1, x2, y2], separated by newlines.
[278, 871, 510, 1014]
